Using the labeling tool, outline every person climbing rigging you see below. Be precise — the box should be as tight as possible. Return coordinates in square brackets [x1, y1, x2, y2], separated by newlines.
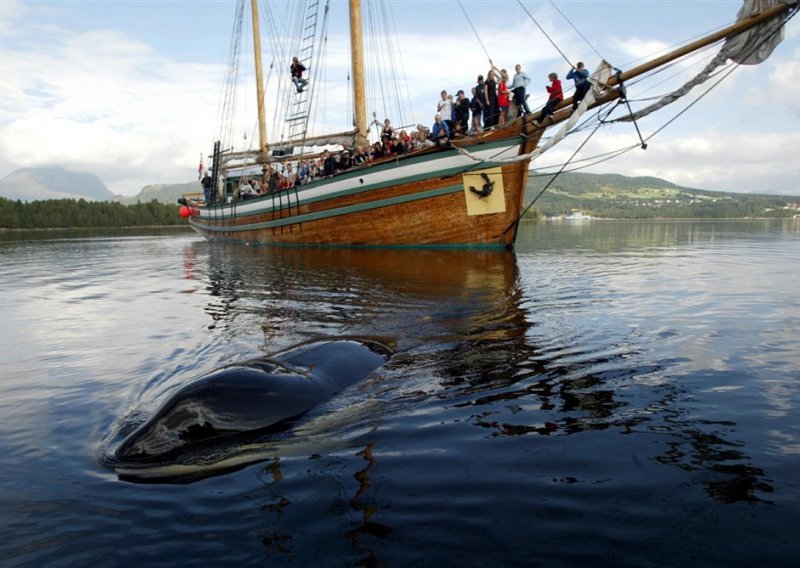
[291, 56, 308, 93]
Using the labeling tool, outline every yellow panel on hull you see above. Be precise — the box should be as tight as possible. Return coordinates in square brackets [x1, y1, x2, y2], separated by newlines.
[463, 167, 506, 216]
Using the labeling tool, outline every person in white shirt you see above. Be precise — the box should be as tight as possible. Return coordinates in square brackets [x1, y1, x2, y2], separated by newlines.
[437, 90, 454, 133]
[510, 64, 531, 115]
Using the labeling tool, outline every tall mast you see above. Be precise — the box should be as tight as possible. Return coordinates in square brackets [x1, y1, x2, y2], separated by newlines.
[251, 0, 269, 162]
[349, 0, 368, 148]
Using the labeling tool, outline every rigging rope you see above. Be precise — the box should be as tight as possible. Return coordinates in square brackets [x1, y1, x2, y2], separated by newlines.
[504, 117, 606, 235]
[457, 0, 492, 61]
[549, 0, 605, 62]
[507, 5, 798, 212]
[383, 0, 415, 127]
[515, 0, 574, 69]
[362, 1, 410, 131]
[218, 0, 246, 153]
[308, 0, 331, 147]
[364, 4, 389, 125]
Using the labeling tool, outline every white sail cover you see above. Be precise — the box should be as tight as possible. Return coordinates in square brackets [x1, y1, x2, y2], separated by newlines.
[731, 0, 797, 64]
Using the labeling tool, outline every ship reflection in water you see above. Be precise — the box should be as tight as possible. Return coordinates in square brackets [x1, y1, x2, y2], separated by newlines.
[148, 242, 775, 545]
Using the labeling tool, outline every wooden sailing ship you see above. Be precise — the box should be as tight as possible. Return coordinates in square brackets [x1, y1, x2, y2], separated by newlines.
[183, 0, 796, 248]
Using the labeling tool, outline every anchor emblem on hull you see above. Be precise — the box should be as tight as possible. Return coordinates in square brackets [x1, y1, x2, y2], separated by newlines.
[469, 172, 495, 199]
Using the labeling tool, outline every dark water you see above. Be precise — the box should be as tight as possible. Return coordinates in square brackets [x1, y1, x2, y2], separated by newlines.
[1, 220, 799, 566]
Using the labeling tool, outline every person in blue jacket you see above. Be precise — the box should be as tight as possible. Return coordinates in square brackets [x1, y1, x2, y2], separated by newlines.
[431, 113, 450, 148]
[567, 62, 591, 111]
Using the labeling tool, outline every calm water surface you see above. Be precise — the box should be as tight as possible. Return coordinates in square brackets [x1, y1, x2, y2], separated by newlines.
[1, 220, 799, 566]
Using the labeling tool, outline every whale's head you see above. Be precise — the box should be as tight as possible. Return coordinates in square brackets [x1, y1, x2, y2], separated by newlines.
[114, 339, 394, 464]
[115, 369, 256, 461]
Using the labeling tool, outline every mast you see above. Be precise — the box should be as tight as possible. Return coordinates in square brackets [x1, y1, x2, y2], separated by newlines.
[349, 0, 368, 148]
[251, 0, 269, 163]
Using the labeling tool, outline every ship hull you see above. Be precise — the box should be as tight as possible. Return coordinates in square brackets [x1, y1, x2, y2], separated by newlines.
[189, 119, 541, 248]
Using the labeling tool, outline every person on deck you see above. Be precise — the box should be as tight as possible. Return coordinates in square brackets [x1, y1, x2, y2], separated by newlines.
[242, 185, 258, 199]
[491, 64, 510, 125]
[484, 69, 498, 128]
[399, 129, 412, 152]
[201, 171, 213, 203]
[533, 72, 563, 126]
[371, 141, 385, 160]
[437, 91, 454, 133]
[567, 61, 591, 111]
[469, 87, 482, 134]
[239, 178, 256, 199]
[431, 113, 450, 149]
[473, 75, 487, 130]
[380, 118, 395, 155]
[510, 63, 531, 115]
[454, 89, 470, 135]
[339, 150, 353, 171]
[322, 150, 337, 177]
[290, 56, 308, 93]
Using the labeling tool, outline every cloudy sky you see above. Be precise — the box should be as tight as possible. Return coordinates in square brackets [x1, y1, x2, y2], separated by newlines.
[0, 0, 798, 196]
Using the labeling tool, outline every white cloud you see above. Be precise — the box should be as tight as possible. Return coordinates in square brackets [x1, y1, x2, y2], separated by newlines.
[0, 11, 219, 195]
[609, 35, 672, 68]
[767, 46, 800, 117]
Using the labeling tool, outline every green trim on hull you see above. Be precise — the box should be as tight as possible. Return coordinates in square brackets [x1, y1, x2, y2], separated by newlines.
[190, 183, 464, 233]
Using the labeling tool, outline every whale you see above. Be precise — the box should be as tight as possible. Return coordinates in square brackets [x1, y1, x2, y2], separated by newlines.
[114, 338, 393, 463]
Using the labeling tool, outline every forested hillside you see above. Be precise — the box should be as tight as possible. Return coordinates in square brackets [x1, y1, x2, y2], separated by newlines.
[525, 172, 799, 218]
[0, 198, 183, 229]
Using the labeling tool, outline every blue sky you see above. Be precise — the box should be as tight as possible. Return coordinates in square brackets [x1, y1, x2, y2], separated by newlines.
[1, 0, 798, 195]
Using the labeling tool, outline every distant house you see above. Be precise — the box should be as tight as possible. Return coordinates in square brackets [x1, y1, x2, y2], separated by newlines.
[565, 210, 590, 220]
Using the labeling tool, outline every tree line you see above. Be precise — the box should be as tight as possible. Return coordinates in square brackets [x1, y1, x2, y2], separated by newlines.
[0, 198, 184, 229]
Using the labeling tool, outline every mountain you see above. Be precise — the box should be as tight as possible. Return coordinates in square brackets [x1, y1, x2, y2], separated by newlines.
[115, 181, 201, 205]
[0, 167, 115, 202]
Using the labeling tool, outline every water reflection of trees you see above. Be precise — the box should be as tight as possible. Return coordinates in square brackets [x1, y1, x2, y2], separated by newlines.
[515, 219, 799, 255]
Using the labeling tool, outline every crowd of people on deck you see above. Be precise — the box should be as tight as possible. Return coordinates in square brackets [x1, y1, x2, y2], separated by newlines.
[200, 56, 594, 204]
